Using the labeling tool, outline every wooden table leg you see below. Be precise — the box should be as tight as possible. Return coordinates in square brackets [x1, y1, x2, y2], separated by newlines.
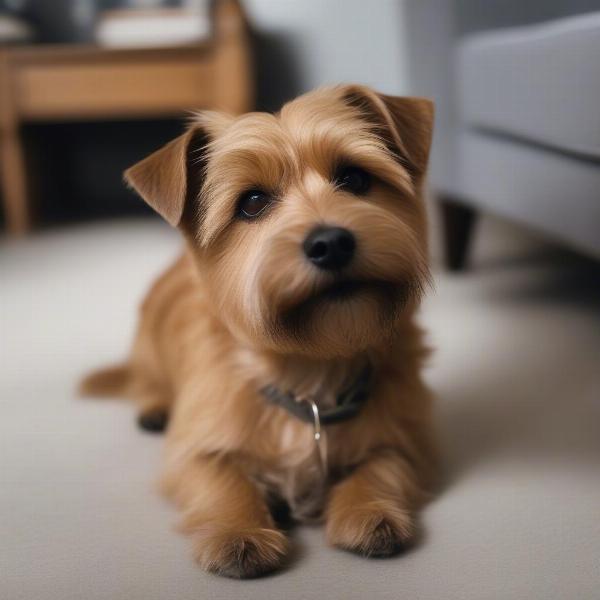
[0, 127, 30, 235]
[0, 51, 31, 235]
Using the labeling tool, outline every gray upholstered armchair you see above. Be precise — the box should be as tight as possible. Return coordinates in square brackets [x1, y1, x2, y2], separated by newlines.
[404, 0, 600, 269]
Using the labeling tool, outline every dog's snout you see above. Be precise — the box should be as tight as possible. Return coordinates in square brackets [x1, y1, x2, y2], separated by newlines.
[303, 226, 356, 270]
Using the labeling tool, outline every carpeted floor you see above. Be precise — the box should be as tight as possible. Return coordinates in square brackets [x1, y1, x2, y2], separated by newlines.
[2, 215, 599, 600]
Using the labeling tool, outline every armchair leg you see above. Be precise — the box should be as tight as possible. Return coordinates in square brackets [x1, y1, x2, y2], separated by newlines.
[439, 197, 478, 271]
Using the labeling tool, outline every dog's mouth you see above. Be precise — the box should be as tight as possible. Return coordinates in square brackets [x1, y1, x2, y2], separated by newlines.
[266, 273, 426, 346]
[312, 279, 390, 302]
[278, 277, 407, 329]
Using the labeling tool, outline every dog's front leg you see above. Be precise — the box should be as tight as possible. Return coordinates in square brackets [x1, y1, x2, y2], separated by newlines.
[325, 451, 424, 557]
[161, 455, 288, 578]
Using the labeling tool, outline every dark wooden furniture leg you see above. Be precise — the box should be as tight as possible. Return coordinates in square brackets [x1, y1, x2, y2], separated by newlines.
[439, 197, 478, 272]
[0, 51, 31, 235]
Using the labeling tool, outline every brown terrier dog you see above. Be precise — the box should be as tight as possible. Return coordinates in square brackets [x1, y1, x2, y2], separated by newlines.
[81, 84, 435, 578]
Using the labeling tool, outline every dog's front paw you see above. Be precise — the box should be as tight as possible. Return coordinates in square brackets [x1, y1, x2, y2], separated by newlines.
[193, 525, 289, 578]
[326, 501, 414, 557]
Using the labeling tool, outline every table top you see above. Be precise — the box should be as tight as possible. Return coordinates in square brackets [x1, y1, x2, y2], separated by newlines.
[0, 41, 214, 65]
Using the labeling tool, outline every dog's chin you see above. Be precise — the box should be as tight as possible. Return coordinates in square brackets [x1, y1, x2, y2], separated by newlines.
[272, 278, 414, 354]
[301, 279, 398, 308]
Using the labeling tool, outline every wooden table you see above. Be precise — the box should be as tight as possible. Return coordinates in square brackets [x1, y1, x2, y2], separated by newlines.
[0, 0, 253, 235]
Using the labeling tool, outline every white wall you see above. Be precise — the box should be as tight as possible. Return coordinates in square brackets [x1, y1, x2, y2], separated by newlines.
[244, 0, 411, 96]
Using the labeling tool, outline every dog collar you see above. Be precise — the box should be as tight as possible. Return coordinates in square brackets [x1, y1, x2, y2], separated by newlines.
[260, 363, 373, 426]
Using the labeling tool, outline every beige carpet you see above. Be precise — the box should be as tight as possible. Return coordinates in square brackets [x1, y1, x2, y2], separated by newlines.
[2, 216, 599, 600]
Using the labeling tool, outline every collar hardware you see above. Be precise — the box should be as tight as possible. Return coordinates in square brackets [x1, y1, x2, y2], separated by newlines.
[260, 363, 373, 426]
[305, 397, 328, 476]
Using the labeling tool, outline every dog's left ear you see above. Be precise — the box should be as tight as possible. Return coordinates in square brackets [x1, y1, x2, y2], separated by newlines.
[341, 85, 434, 177]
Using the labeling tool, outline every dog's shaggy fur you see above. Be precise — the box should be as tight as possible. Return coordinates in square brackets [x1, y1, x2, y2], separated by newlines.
[81, 84, 436, 578]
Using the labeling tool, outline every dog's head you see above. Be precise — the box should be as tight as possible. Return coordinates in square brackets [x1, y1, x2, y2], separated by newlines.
[126, 85, 433, 357]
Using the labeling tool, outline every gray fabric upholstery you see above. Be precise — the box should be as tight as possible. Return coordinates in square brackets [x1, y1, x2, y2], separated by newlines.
[404, 1, 600, 259]
[458, 13, 600, 159]
[456, 130, 600, 257]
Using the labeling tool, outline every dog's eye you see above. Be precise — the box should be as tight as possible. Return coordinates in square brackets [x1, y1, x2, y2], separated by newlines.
[335, 166, 371, 195]
[237, 190, 272, 219]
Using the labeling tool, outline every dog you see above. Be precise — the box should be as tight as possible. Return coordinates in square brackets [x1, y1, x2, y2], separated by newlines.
[80, 84, 436, 578]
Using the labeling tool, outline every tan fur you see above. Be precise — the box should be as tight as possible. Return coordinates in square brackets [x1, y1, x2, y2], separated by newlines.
[82, 85, 436, 578]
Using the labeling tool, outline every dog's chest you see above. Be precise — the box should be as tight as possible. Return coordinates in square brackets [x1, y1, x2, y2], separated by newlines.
[252, 430, 329, 522]
[240, 352, 369, 520]
[253, 407, 363, 523]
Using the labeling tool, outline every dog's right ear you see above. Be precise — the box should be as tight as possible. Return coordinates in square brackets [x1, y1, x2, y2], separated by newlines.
[124, 126, 209, 228]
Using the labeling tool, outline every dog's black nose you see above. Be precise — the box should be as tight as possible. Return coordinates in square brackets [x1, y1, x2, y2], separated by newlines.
[303, 226, 356, 270]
